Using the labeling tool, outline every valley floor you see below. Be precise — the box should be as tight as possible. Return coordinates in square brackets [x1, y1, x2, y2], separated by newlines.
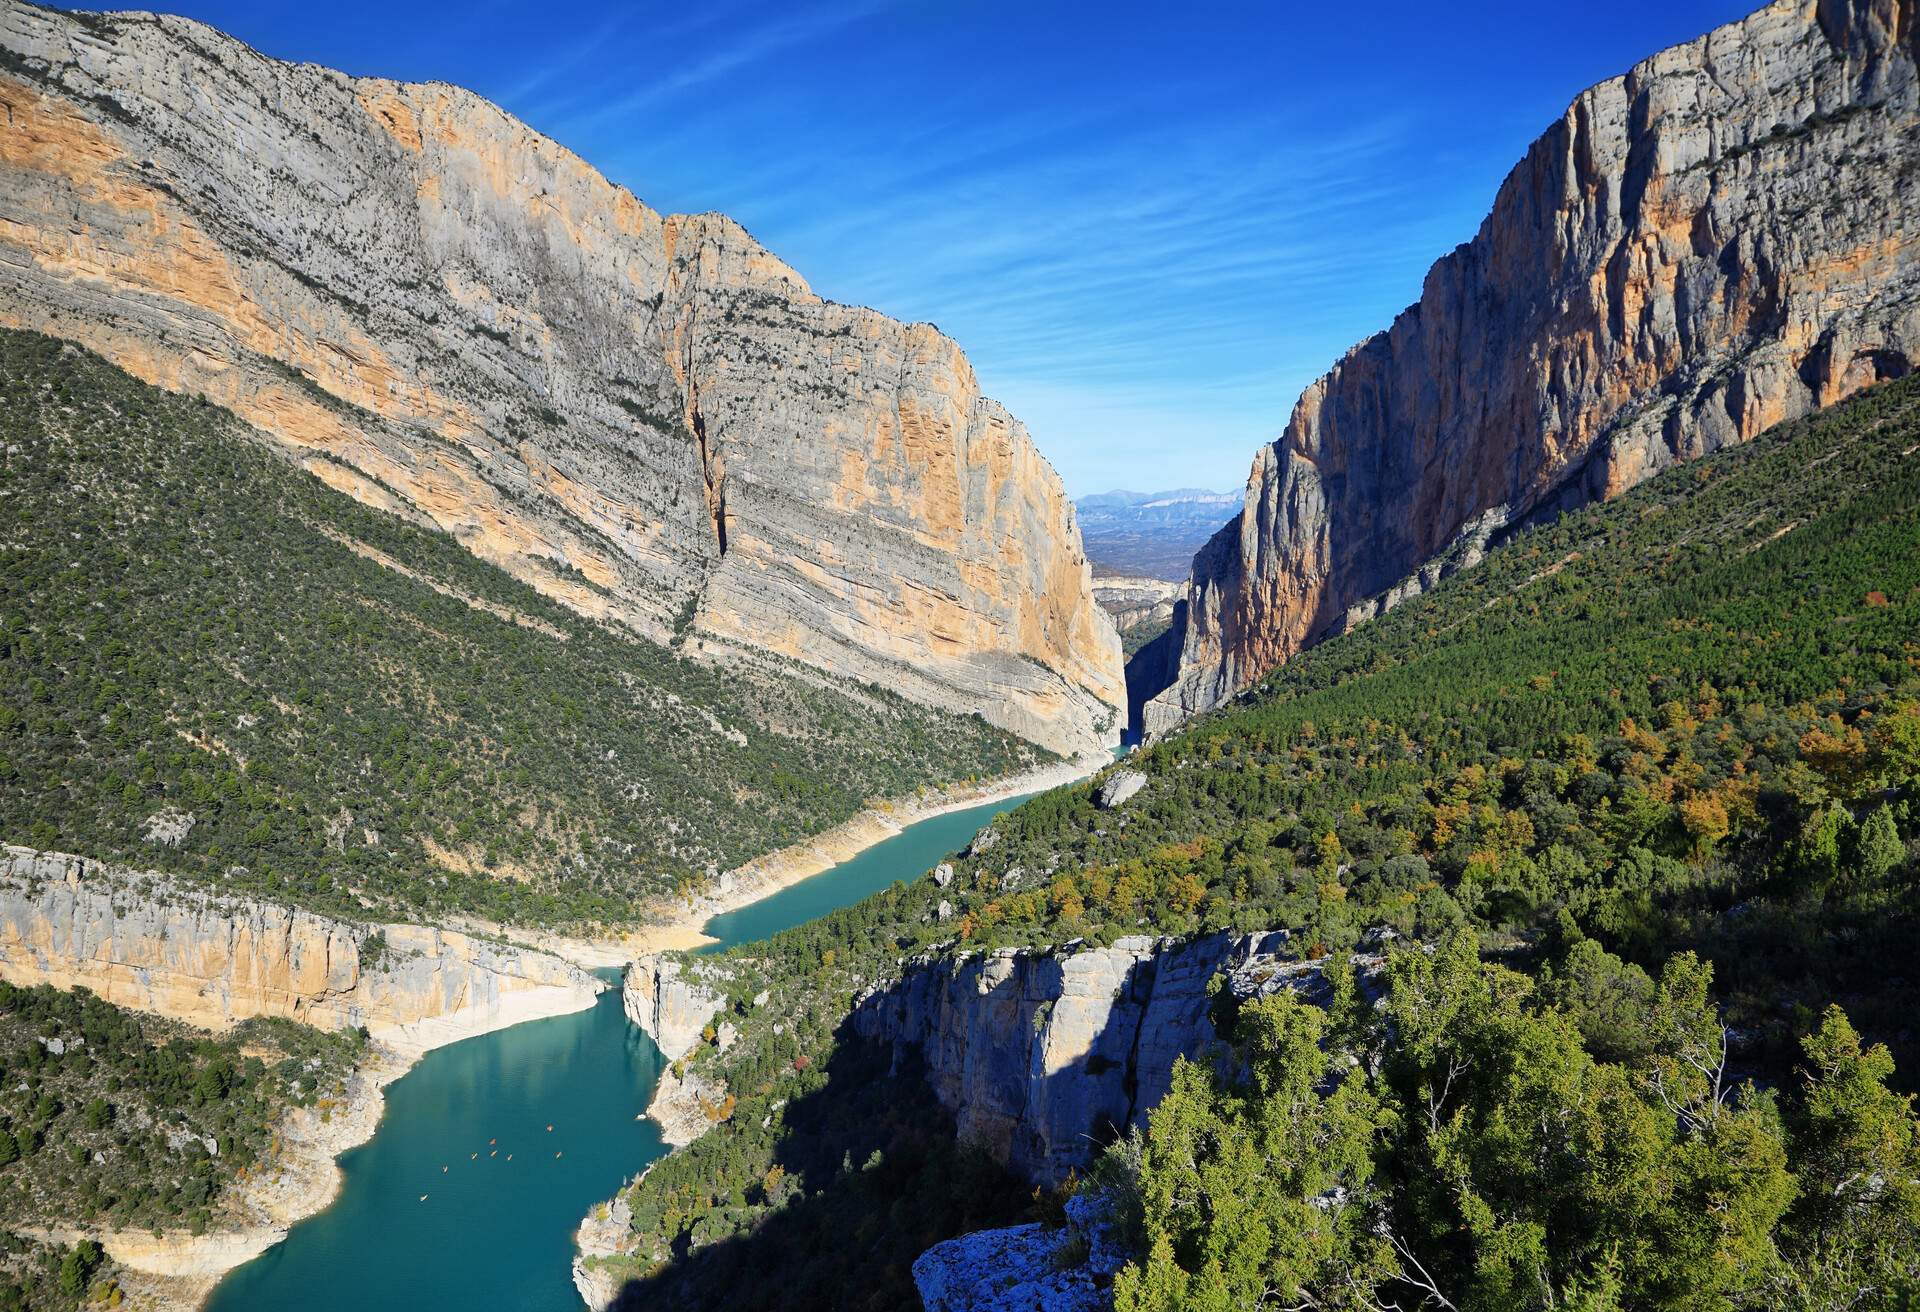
[0, 751, 1112, 1311]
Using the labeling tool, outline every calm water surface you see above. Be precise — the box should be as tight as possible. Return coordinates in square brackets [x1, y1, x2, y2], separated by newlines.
[205, 787, 1044, 1311]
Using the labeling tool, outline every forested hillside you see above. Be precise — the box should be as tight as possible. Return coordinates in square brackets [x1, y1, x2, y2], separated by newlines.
[0, 332, 1043, 929]
[0, 981, 363, 1309]
[595, 373, 1920, 1308]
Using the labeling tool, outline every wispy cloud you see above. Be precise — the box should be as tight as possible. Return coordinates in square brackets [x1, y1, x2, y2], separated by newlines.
[492, 9, 638, 106]
[524, 2, 886, 134]
[114, 0, 1760, 492]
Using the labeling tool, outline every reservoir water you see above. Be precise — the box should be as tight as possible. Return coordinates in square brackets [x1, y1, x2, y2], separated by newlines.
[204, 787, 1046, 1311]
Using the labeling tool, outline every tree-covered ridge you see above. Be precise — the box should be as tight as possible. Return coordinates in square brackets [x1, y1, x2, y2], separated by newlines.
[1110, 938, 1918, 1311]
[0, 981, 363, 1309]
[604, 374, 1920, 1307]
[0, 331, 1044, 929]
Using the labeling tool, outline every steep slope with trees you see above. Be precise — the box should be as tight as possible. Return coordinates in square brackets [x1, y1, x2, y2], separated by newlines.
[585, 371, 1920, 1308]
[0, 331, 1043, 928]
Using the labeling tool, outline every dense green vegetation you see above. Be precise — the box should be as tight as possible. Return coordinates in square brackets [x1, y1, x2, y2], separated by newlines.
[0, 981, 362, 1309]
[0, 1232, 108, 1312]
[0, 981, 361, 1233]
[0, 331, 1043, 928]
[1109, 939, 1918, 1310]
[606, 374, 1920, 1306]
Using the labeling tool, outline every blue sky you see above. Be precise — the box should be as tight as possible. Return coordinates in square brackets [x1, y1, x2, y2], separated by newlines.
[66, 0, 1755, 495]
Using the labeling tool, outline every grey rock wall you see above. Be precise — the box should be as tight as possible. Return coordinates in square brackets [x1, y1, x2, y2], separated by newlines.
[1144, 0, 1920, 733]
[621, 955, 729, 1063]
[0, 4, 1123, 755]
[853, 930, 1341, 1185]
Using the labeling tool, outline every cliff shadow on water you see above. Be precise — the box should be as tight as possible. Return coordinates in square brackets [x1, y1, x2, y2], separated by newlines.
[605, 946, 1183, 1311]
[602, 1034, 1026, 1312]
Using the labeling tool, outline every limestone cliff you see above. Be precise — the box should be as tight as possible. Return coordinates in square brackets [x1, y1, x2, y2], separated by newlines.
[852, 930, 1354, 1185]
[573, 928, 1377, 1307]
[1091, 575, 1181, 634]
[621, 955, 728, 1063]
[0, 3, 1123, 755]
[1142, 0, 1920, 732]
[0, 846, 603, 1050]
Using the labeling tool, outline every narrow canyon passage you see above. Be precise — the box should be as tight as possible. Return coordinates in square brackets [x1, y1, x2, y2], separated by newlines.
[202, 789, 1047, 1312]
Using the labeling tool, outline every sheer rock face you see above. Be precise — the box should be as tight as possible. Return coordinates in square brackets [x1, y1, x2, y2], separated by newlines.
[852, 931, 1336, 1186]
[621, 956, 727, 1063]
[1143, 0, 1920, 734]
[0, 6, 1123, 756]
[0, 847, 604, 1049]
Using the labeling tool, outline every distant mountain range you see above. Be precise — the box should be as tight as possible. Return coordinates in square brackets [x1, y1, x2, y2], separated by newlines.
[1073, 488, 1238, 580]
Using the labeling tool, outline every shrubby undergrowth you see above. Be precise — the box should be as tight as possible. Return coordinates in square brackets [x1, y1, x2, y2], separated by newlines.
[604, 374, 1920, 1307]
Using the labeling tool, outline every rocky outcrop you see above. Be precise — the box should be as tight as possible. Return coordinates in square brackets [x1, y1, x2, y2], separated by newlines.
[622, 956, 745, 1146]
[916, 1190, 1131, 1312]
[893, 937, 1381, 1306]
[1094, 770, 1147, 810]
[912, 1221, 1104, 1312]
[642, 1061, 733, 1150]
[622, 955, 728, 1063]
[572, 1195, 635, 1312]
[1090, 575, 1181, 633]
[1142, 0, 1920, 733]
[853, 930, 1355, 1185]
[0, 4, 1123, 756]
[0, 846, 604, 1051]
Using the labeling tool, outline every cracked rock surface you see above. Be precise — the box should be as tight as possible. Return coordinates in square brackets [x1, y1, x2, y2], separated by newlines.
[853, 930, 1360, 1185]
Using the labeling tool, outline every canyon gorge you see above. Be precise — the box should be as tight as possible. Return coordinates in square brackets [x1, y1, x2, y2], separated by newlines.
[0, 2, 1123, 758]
[1138, 0, 1920, 732]
[4, 0, 1919, 1309]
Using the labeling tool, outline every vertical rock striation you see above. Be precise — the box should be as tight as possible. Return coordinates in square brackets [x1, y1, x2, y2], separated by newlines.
[621, 955, 729, 1063]
[852, 931, 1346, 1185]
[1143, 0, 1920, 733]
[0, 4, 1122, 755]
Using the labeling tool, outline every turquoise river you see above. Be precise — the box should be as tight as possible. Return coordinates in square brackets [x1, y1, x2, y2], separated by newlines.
[204, 789, 1046, 1311]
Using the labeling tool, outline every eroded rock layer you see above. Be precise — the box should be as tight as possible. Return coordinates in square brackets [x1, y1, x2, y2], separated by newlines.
[0, 4, 1122, 755]
[1143, 0, 1920, 733]
[621, 955, 728, 1063]
[0, 846, 603, 1051]
[852, 931, 1344, 1185]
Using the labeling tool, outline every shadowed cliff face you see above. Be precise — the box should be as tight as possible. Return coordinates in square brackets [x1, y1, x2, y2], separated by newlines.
[0, 5, 1123, 755]
[849, 931, 1359, 1187]
[1141, 0, 1920, 733]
